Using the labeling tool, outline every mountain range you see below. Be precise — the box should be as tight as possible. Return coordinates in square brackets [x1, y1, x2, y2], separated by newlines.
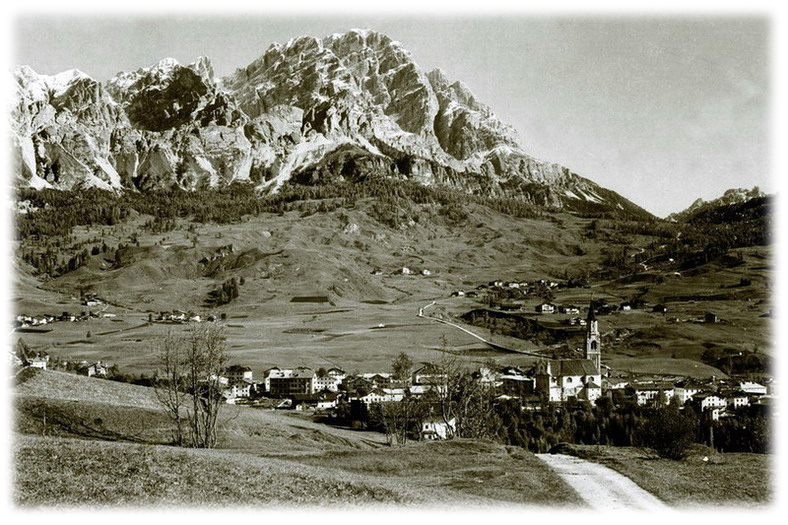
[667, 187, 767, 222]
[12, 29, 651, 217]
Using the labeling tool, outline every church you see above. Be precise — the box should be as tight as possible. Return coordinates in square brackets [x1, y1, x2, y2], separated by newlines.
[532, 304, 603, 403]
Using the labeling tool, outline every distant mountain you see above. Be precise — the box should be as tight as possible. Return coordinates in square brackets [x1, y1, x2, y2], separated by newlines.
[11, 29, 650, 218]
[667, 187, 767, 222]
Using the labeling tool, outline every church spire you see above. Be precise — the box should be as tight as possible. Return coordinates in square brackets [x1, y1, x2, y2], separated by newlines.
[585, 300, 601, 375]
[587, 301, 597, 322]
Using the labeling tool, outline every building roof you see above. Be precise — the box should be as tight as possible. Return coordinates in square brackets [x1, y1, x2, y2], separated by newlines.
[225, 365, 252, 373]
[586, 303, 596, 322]
[548, 359, 598, 377]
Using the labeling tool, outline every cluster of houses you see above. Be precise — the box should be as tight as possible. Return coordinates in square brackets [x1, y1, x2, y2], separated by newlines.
[215, 363, 456, 439]
[14, 310, 112, 328]
[612, 376, 775, 420]
[153, 310, 212, 323]
[9, 346, 110, 378]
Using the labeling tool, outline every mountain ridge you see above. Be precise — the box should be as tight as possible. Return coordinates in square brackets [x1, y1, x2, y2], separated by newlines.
[667, 186, 767, 222]
[11, 28, 651, 219]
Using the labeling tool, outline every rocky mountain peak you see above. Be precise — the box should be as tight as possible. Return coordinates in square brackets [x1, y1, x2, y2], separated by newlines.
[10, 29, 651, 218]
[668, 186, 768, 222]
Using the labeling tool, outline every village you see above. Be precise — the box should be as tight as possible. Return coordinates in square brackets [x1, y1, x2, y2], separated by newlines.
[13, 298, 776, 444]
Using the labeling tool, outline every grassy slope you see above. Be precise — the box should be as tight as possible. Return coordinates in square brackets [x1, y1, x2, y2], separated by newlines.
[566, 445, 771, 507]
[13, 369, 580, 507]
[12, 202, 772, 380]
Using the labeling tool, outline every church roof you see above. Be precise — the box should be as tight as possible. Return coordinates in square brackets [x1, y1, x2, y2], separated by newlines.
[550, 359, 598, 377]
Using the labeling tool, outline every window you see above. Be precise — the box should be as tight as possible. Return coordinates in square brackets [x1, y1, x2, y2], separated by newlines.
[590, 340, 598, 350]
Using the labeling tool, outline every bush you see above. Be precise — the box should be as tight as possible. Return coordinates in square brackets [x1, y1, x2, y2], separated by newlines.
[637, 403, 698, 460]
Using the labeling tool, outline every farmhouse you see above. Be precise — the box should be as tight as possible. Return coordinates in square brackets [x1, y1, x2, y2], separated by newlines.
[535, 303, 556, 314]
[421, 417, 456, 440]
[81, 361, 108, 377]
[29, 354, 49, 370]
[559, 305, 580, 315]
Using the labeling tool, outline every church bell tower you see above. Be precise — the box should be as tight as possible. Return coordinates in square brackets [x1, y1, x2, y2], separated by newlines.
[585, 303, 601, 374]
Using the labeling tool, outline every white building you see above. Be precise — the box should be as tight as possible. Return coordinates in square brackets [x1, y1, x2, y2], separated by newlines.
[313, 368, 346, 392]
[673, 380, 707, 405]
[740, 381, 768, 396]
[421, 417, 456, 440]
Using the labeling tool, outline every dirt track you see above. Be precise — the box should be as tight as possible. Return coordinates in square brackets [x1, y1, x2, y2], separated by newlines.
[536, 453, 668, 510]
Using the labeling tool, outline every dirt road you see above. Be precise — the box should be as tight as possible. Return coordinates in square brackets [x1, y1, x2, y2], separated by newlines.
[536, 453, 668, 510]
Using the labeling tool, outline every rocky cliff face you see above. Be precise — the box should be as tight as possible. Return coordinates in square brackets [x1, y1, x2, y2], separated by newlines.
[11, 29, 649, 216]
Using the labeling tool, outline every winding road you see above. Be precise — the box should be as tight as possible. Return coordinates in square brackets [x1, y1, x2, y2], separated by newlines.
[536, 453, 668, 511]
[417, 301, 548, 357]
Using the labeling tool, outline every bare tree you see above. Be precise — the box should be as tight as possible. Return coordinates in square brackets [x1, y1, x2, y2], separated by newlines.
[370, 396, 425, 446]
[184, 323, 228, 449]
[426, 348, 502, 441]
[153, 330, 187, 445]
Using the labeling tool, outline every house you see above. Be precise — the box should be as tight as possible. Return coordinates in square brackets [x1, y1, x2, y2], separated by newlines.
[400, 267, 412, 275]
[29, 354, 49, 370]
[222, 381, 252, 403]
[725, 391, 751, 410]
[603, 378, 629, 391]
[85, 361, 108, 377]
[692, 393, 727, 420]
[692, 393, 727, 412]
[739, 381, 767, 396]
[313, 368, 346, 392]
[292, 391, 338, 411]
[673, 379, 707, 405]
[501, 374, 536, 397]
[620, 302, 632, 311]
[421, 417, 456, 440]
[421, 269, 432, 276]
[474, 366, 502, 388]
[268, 368, 315, 396]
[361, 372, 394, 386]
[263, 367, 281, 392]
[559, 305, 580, 315]
[628, 382, 675, 406]
[408, 384, 435, 396]
[704, 312, 719, 323]
[535, 303, 556, 314]
[381, 387, 407, 402]
[412, 364, 446, 386]
[355, 388, 399, 405]
[224, 365, 253, 383]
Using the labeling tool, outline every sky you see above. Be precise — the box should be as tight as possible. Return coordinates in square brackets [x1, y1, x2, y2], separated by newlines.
[11, 13, 771, 217]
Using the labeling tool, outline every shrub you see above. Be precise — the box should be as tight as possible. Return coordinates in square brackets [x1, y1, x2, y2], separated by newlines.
[637, 403, 698, 460]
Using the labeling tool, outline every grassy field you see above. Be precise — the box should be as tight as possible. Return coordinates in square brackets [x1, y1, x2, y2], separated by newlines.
[13, 369, 581, 508]
[12, 202, 772, 381]
[564, 444, 772, 507]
